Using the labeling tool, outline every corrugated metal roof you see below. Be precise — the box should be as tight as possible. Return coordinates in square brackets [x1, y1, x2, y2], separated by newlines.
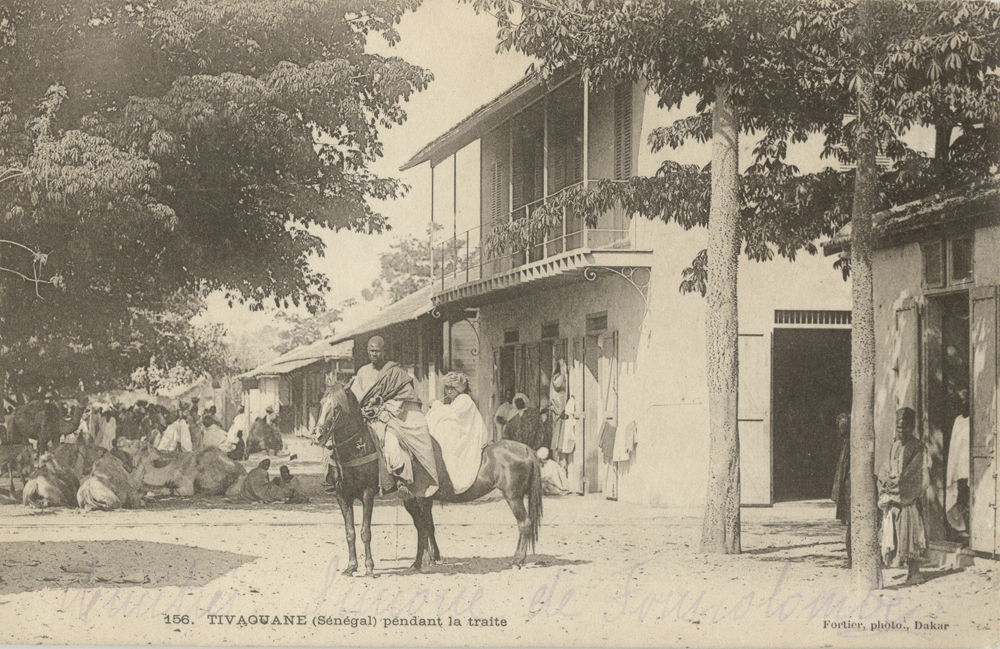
[240, 338, 353, 379]
[328, 284, 437, 344]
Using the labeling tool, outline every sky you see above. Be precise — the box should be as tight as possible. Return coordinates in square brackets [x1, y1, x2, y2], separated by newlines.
[201, 1, 532, 335]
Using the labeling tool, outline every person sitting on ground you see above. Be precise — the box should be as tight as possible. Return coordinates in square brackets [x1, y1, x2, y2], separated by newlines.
[239, 458, 292, 503]
[226, 431, 246, 462]
[200, 414, 229, 450]
[426, 372, 489, 494]
[278, 465, 310, 504]
[878, 407, 927, 585]
[537, 447, 571, 496]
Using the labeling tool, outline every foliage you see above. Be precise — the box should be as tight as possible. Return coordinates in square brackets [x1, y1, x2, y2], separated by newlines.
[0, 0, 431, 393]
[272, 309, 343, 356]
[362, 225, 478, 304]
[473, 0, 999, 288]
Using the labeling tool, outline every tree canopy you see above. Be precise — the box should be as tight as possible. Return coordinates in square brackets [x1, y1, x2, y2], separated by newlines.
[0, 0, 430, 393]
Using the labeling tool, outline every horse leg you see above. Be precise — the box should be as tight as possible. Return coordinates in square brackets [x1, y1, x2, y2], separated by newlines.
[424, 499, 441, 563]
[403, 497, 427, 572]
[360, 487, 376, 576]
[505, 494, 530, 567]
[335, 494, 359, 575]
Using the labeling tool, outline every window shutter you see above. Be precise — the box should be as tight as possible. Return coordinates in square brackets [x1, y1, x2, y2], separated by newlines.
[533, 139, 544, 202]
[491, 161, 502, 222]
[512, 145, 524, 210]
[571, 136, 583, 185]
[970, 285, 999, 554]
[614, 83, 633, 181]
[550, 142, 566, 194]
[893, 298, 921, 413]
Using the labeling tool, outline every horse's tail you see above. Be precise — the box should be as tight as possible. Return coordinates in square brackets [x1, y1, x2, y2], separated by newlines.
[527, 452, 543, 553]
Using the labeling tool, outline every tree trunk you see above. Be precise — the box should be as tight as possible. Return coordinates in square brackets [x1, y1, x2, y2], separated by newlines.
[700, 83, 741, 555]
[849, 0, 883, 593]
[934, 123, 952, 161]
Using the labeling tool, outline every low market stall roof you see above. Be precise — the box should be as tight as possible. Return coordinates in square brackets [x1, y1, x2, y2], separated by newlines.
[327, 284, 437, 345]
[240, 338, 353, 379]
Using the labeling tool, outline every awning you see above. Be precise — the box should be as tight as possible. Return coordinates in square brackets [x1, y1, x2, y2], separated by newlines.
[327, 284, 437, 344]
[240, 339, 353, 379]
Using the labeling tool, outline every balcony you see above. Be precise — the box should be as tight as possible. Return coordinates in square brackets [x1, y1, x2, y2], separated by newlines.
[431, 184, 652, 308]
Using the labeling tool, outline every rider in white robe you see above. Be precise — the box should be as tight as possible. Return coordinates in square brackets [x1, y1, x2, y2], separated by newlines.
[426, 373, 488, 494]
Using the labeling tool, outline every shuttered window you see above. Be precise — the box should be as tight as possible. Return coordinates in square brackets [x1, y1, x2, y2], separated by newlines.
[491, 160, 502, 222]
[614, 83, 633, 180]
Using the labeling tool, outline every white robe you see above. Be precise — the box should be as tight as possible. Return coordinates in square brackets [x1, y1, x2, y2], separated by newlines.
[202, 424, 228, 450]
[946, 414, 970, 525]
[426, 393, 488, 494]
[157, 418, 192, 453]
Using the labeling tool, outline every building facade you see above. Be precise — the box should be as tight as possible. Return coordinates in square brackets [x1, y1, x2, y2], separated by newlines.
[240, 339, 354, 437]
[402, 71, 854, 507]
[827, 185, 999, 558]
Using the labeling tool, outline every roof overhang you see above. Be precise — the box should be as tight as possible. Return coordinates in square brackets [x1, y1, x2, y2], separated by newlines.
[327, 284, 437, 345]
[400, 69, 578, 172]
[824, 184, 1000, 255]
[431, 249, 653, 310]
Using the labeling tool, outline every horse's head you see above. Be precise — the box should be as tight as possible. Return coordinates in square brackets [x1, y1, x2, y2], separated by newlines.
[314, 384, 354, 446]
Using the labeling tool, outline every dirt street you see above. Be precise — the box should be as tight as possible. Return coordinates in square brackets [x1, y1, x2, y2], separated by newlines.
[0, 441, 997, 648]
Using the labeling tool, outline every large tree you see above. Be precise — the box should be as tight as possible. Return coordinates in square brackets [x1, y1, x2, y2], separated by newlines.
[0, 0, 430, 393]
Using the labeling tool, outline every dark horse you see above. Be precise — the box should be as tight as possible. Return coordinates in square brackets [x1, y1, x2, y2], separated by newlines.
[314, 384, 543, 575]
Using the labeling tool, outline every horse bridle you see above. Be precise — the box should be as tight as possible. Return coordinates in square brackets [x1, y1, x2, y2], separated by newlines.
[316, 396, 378, 475]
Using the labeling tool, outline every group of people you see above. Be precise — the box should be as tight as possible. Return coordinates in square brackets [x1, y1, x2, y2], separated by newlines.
[57, 396, 282, 464]
[493, 360, 582, 496]
[830, 387, 971, 586]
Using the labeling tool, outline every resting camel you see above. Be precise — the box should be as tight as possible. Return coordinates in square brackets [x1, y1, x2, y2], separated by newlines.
[10, 399, 86, 458]
[0, 444, 33, 499]
[77, 453, 143, 511]
[131, 445, 246, 496]
[22, 453, 80, 508]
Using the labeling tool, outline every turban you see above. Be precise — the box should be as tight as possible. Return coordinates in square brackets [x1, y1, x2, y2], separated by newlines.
[443, 372, 469, 393]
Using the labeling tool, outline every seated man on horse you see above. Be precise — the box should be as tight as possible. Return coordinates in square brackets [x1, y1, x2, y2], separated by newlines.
[349, 336, 438, 498]
[426, 372, 489, 494]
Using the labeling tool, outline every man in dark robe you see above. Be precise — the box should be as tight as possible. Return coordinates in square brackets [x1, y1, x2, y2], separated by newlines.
[830, 412, 851, 567]
[349, 336, 438, 497]
[879, 407, 927, 585]
[240, 458, 291, 503]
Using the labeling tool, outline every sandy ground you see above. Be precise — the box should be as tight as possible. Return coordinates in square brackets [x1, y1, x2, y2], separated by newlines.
[0, 438, 997, 648]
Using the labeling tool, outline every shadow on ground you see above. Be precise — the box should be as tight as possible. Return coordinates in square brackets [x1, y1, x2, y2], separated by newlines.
[379, 554, 590, 577]
[0, 540, 256, 596]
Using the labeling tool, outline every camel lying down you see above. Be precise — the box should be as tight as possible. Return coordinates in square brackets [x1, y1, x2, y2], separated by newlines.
[23, 454, 80, 508]
[132, 446, 246, 497]
[77, 453, 142, 511]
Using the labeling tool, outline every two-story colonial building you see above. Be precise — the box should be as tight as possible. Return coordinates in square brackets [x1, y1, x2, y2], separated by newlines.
[401, 71, 853, 508]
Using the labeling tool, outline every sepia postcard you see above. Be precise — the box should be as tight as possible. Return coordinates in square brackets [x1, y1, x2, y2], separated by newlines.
[1, 0, 998, 647]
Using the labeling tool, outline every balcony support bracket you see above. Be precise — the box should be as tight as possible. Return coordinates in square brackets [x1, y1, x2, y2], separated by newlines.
[584, 266, 651, 311]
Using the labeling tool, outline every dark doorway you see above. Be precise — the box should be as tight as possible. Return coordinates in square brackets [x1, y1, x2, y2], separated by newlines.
[923, 291, 970, 544]
[772, 328, 852, 502]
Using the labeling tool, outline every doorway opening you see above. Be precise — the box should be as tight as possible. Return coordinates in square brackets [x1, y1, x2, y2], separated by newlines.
[923, 291, 970, 545]
[771, 328, 852, 502]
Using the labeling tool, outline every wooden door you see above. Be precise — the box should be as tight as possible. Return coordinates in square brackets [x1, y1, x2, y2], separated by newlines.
[970, 286, 999, 555]
[600, 331, 619, 496]
[739, 333, 771, 505]
[894, 297, 921, 414]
